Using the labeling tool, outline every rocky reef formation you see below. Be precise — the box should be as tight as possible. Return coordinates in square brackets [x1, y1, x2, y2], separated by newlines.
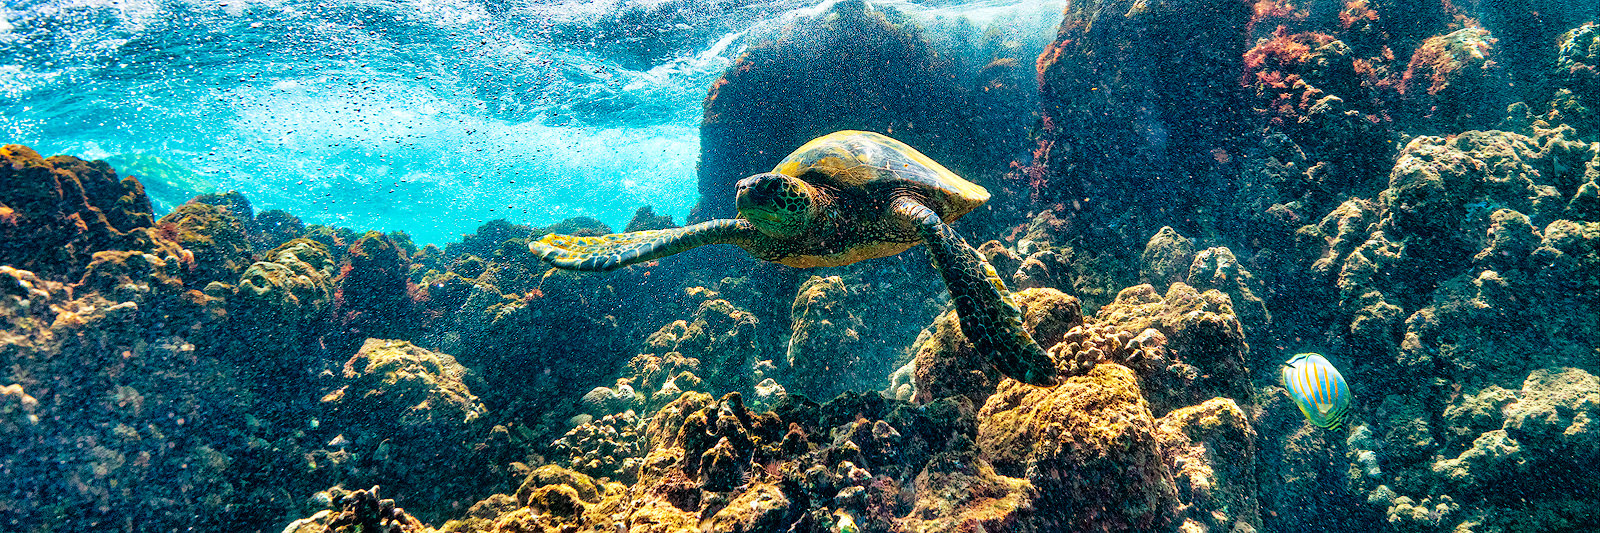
[279, 276, 1264, 533]
[978, 364, 1180, 531]
[330, 231, 416, 354]
[155, 200, 254, 287]
[0, 235, 266, 530]
[315, 339, 512, 523]
[1402, 27, 1510, 133]
[909, 287, 1082, 404]
[1252, 124, 1600, 532]
[1, 146, 706, 531]
[282, 485, 432, 533]
[1, 144, 158, 281]
[229, 238, 336, 368]
[695, 0, 1040, 223]
[785, 275, 866, 401]
[1035, 0, 1254, 249]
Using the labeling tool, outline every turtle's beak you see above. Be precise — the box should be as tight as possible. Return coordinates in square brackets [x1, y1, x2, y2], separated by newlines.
[747, 212, 780, 223]
[734, 174, 773, 212]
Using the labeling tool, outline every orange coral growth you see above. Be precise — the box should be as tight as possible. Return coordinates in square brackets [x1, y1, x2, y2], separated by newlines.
[1241, 27, 1338, 113]
[1241, 27, 1348, 126]
[0, 205, 17, 226]
[405, 280, 425, 304]
[1242, 27, 1334, 76]
[1401, 27, 1495, 96]
[1249, 0, 1306, 35]
[1008, 139, 1055, 202]
[156, 220, 180, 242]
[1339, 0, 1378, 29]
[1035, 40, 1066, 86]
[1253, 0, 1305, 21]
[1210, 148, 1233, 164]
[1351, 57, 1400, 93]
[1352, 58, 1376, 77]
[1254, 70, 1292, 89]
[1003, 223, 1028, 243]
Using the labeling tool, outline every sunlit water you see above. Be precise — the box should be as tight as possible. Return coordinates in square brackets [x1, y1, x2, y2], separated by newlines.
[0, 0, 1063, 244]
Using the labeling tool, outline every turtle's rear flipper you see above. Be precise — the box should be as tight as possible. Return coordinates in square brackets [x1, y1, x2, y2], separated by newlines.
[530, 219, 757, 272]
[892, 197, 1058, 387]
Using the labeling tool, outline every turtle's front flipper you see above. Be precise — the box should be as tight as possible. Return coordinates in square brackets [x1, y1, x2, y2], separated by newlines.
[891, 197, 1057, 386]
[530, 219, 757, 272]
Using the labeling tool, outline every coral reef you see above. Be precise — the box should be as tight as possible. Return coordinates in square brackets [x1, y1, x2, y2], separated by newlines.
[1140, 226, 1195, 291]
[0, 145, 156, 281]
[911, 287, 1082, 404]
[1556, 22, 1599, 97]
[550, 409, 646, 482]
[1235, 27, 1395, 248]
[1255, 121, 1600, 533]
[1414, 368, 1600, 531]
[623, 205, 678, 232]
[331, 231, 417, 354]
[785, 275, 868, 401]
[1186, 246, 1272, 340]
[0, 241, 283, 530]
[1504, 22, 1600, 140]
[1402, 27, 1510, 133]
[155, 201, 255, 287]
[412, 382, 1043, 533]
[319, 339, 508, 523]
[978, 364, 1179, 531]
[896, 436, 1036, 532]
[1092, 283, 1255, 414]
[442, 219, 535, 261]
[324, 339, 486, 432]
[1155, 398, 1262, 533]
[228, 238, 335, 367]
[624, 297, 764, 405]
[252, 208, 309, 253]
[1296, 128, 1600, 391]
[283, 486, 432, 533]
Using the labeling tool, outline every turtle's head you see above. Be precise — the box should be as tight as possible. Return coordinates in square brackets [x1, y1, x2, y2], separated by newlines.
[736, 172, 824, 238]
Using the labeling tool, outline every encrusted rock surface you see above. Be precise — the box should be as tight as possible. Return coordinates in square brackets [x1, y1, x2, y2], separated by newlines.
[978, 364, 1178, 531]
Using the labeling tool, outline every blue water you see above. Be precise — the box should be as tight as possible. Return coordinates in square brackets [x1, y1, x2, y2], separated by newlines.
[0, 0, 1064, 245]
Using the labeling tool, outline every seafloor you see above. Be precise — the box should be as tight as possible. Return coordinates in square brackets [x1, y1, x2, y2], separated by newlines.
[4, 0, 1600, 532]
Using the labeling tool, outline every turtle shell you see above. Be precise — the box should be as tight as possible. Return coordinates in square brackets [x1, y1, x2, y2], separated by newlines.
[771, 130, 990, 222]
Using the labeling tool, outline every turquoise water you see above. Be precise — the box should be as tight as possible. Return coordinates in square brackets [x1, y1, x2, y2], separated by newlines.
[0, 0, 1062, 244]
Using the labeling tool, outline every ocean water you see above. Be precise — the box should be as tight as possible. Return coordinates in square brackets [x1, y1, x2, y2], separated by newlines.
[4, 0, 1600, 532]
[0, 0, 1062, 244]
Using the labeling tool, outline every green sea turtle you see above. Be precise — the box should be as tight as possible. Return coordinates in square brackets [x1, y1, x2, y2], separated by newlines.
[529, 130, 1058, 386]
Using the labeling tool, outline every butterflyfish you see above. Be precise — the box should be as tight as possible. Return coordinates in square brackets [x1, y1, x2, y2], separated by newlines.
[1281, 353, 1352, 430]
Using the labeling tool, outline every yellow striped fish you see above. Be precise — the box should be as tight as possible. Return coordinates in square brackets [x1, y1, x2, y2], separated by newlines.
[1281, 353, 1352, 430]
